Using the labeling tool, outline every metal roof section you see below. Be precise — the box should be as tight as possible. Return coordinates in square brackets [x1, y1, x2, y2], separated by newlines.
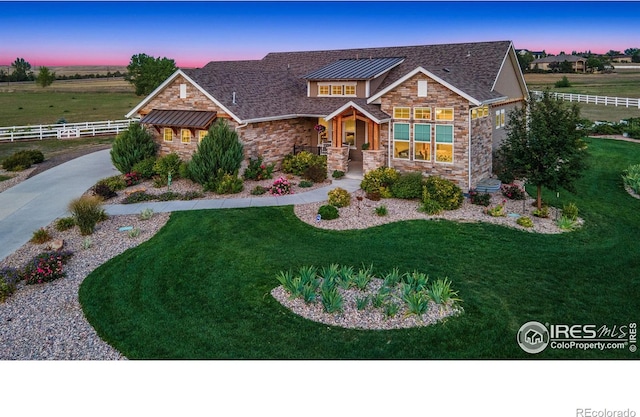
[302, 57, 405, 80]
[140, 109, 217, 129]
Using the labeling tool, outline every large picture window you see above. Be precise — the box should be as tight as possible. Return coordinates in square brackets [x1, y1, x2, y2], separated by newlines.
[413, 123, 431, 161]
[435, 125, 453, 163]
[393, 123, 410, 159]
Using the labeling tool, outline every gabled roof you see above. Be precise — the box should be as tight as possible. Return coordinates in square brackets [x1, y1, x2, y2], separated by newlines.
[129, 41, 520, 123]
[302, 57, 405, 80]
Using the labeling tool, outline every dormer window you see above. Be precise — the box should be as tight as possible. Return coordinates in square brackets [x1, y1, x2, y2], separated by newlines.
[318, 82, 357, 97]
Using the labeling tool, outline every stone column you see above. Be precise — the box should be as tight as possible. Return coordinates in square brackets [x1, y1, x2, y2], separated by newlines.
[327, 146, 350, 175]
[362, 150, 386, 174]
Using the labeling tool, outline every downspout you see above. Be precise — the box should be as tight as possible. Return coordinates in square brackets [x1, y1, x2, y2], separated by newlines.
[387, 122, 392, 168]
[468, 110, 472, 192]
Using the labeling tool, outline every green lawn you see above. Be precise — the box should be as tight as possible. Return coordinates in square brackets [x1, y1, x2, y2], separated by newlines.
[79, 137, 640, 359]
[0, 136, 115, 163]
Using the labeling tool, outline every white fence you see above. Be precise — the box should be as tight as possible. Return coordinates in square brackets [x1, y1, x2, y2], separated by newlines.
[0, 119, 136, 142]
[531, 90, 640, 108]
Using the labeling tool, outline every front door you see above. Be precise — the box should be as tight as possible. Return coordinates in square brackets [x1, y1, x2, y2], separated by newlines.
[344, 119, 368, 161]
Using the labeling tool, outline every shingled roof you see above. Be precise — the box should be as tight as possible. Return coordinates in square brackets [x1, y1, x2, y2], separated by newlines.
[132, 41, 516, 123]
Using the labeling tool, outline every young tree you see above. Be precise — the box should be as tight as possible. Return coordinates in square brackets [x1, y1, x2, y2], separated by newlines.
[495, 91, 589, 210]
[36, 66, 56, 87]
[125, 53, 177, 96]
[110, 122, 158, 174]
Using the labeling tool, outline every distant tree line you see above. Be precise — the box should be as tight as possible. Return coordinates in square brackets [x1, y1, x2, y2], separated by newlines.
[0, 57, 127, 85]
[517, 47, 640, 74]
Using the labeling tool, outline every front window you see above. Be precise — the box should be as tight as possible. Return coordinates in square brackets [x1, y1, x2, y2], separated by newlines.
[435, 125, 453, 163]
[414, 107, 431, 120]
[413, 123, 431, 161]
[393, 122, 410, 159]
[393, 107, 410, 119]
[343, 119, 355, 147]
[163, 128, 173, 142]
[181, 129, 192, 144]
[198, 130, 208, 143]
[495, 109, 505, 128]
[435, 108, 454, 121]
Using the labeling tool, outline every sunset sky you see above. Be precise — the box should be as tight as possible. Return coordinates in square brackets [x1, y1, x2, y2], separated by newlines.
[1, 1, 639, 68]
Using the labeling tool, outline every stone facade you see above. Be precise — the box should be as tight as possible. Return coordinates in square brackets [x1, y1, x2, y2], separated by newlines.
[327, 146, 350, 174]
[379, 72, 474, 190]
[470, 115, 494, 188]
[362, 150, 386, 174]
[240, 118, 316, 169]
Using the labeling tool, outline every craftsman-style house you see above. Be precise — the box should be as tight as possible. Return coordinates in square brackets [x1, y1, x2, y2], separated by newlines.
[126, 40, 528, 191]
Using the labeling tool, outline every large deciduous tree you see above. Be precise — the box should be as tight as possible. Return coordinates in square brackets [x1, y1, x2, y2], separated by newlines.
[495, 90, 589, 210]
[36, 66, 56, 87]
[125, 53, 177, 96]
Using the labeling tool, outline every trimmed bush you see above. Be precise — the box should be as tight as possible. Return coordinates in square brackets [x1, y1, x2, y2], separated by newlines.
[318, 204, 339, 220]
[189, 119, 244, 187]
[303, 163, 327, 183]
[469, 190, 491, 206]
[110, 122, 158, 174]
[243, 156, 274, 180]
[390, 172, 424, 199]
[360, 167, 400, 198]
[97, 175, 127, 192]
[328, 187, 351, 208]
[68, 195, 105, 235]
[132, 157, 157, 179]
[213, 172, 244, 194]
[154, 153, 182, 180]
[2, 151, 33, 171]
[422, 176, 463, 210]
[517, 216, 534, 228]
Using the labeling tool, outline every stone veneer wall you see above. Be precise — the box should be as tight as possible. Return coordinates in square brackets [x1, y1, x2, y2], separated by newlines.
[470, 115, 493, 188]
[139, 75, 237, 161]
[362, 150, 386, 174]
[240, 118, 315, 169]
[327, 146, 350, 174]
[379, 72, 473, 190]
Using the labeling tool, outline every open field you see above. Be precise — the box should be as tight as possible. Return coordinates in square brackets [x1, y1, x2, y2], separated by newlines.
[0, 65, 127, 77]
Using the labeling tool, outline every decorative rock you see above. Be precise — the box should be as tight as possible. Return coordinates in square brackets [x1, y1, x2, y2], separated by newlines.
[47, 239, 64, 251]
[125, 187, 146, 196]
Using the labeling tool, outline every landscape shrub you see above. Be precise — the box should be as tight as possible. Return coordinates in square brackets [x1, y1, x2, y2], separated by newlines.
[110, 122, 158, 174]
[360, 167, 400, 197]
[332, 170, 345, 179]
[282, 151, 327, 176]
[23, 150, 45, 164]
[213, 172, 244, 194]
[122, 191, 155, 204]
[157, 191, 181, 201]
[92, 182, 117, 200]
[182, 191, 204, 200]
[562, 202, 579, 221]
[55, 217, 76, 231]
[189, 119, 244, 187]
[2, 151, 33, 171]
[131, 157, 157, 179]
[317, 204, 339, 220]
[517, 216, 534, 228]
[501, 183, 526, 200]
[622, 164, 640, 195]
[419, 199, 443, 215]
[22, 250, 74, 285]
[298, 180, 313, 188]
[243, 156, 274, 180]
[154, 153, 182, 180]
[0, 267, 20, 302]
[270, 177, 292, 196]
[328, 187, 351, 208]
[374, 205, 388, 216]
[303, 162, 327, 183]
[97, 175, 127, 192]
[554, 76, 571, 88]
[124, 171, 142, 187]
[30, 227, 52, 244]
[390, 172, 424, 199]
[68, 195, 105, 235]
[251, 185, 267, 195]
[533, 206, 550, 218]
[422, 176, 463, 210]
[469, 189, 491, 206]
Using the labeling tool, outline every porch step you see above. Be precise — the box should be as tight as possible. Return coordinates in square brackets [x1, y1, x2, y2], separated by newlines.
[475, 178, 502, 193]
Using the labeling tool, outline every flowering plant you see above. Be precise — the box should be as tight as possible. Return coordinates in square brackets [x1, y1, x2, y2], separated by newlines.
[314, 124, 326, 133]
[243, 156, 274, 181]
[270, 177, 293, 195]
[468, 189, 491, 206]
[501, 183, 526, 200]
[124, 171, 142, 187]
[22, 250, 74, 285]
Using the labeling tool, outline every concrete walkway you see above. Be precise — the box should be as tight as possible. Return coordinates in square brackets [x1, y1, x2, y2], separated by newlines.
[0, 149, 361, 262]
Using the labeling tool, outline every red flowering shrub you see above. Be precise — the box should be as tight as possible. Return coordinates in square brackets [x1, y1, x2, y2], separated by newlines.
[124, 171, 142, 187]
[501, 183, 526, 200]
[22, 250, 74, 285]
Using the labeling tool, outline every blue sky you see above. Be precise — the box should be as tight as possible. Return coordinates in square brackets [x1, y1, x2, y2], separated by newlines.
[1, 1, 639, 67]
